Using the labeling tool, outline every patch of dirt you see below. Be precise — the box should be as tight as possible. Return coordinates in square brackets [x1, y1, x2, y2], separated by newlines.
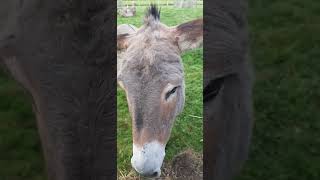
[161, 149, 203, 180]
[118, 149, 203, 180]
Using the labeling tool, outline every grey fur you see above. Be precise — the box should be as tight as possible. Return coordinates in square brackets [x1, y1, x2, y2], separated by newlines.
[1, 1, 117, 179]
[117, 6, 202, 160]
[203, 0, 253, 179]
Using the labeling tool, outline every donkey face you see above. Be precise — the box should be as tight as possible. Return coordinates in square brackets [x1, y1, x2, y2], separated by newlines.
[117, 6, 202, 177]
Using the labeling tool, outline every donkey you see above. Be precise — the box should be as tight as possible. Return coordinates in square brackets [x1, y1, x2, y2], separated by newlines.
[1, 1, 117, 179]
[117, 5, 203, 177]
[203, 0, 253, 179]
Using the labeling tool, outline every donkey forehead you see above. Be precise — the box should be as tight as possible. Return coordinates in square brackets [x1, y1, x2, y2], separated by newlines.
[120, 46, 184, 82]
[127, 22, 178, 52]
[122, 60, 183, 87]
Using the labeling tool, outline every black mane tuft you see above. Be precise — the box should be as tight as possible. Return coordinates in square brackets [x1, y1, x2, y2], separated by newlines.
[146, 4, 161, 20]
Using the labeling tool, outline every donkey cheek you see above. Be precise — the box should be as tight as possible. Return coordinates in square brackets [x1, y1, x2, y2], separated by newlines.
[161, 99, 177, 117]
[158, 101, 177, 143]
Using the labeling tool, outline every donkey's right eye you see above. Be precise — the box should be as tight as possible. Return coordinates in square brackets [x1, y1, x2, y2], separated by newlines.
[203, 77, 225, 102]
[165, 86, 179, 100]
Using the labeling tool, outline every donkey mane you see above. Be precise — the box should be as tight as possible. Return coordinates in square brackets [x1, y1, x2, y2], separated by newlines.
[144, 4, 161, 25]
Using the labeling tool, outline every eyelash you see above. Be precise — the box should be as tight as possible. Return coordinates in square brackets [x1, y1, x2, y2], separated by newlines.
[165, 86, 179, 100]
[203, 77, 224, 102]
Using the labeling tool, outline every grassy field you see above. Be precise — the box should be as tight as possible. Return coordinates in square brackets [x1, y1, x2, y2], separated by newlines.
[118, 0, 203, 7]
[117, 6, 204, 177]
[237, 0, 320, 179]
[0, 70, 45, 179]
[0, 0, 319, 179]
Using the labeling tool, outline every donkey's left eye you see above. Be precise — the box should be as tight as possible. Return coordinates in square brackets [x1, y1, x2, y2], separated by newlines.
[165, 86, 179, 100]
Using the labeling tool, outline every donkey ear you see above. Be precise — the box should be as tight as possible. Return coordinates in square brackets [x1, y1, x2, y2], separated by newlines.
[117, 24, 138, 50]
[117, 34, 130, 50]
[173, 18, 203, 53]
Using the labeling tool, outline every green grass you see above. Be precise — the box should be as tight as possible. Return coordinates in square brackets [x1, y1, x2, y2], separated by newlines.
[237, 0, 320, 179]
[0, 70, 45, 179]
[117, 6, 204, 176]
[118, 0, 203, 7]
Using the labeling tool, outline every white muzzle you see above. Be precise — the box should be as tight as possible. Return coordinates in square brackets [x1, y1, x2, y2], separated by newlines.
[131, 141, 165, 177]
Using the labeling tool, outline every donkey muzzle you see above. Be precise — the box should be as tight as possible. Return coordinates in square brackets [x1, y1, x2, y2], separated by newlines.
[131, 141, 165, 177]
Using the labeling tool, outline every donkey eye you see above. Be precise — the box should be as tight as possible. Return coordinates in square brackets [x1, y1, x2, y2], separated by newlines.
[165, 86, 179, 100]
[203, 76, 225, 102]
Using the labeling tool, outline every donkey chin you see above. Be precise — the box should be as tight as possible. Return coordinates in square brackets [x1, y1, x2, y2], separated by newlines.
[131, 141, 165, 177]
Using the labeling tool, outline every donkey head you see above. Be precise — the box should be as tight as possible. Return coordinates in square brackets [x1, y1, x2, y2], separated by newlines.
[117, 5, 202, 177]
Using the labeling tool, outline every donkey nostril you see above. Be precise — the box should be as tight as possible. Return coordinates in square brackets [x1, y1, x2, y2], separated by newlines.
[152, 170, 160, 177]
